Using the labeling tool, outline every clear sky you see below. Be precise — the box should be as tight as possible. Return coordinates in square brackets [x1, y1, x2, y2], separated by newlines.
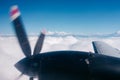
[1, 0, 120, 35]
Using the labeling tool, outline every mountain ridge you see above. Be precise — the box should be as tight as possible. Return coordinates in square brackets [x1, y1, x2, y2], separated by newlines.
[1, 31, 120, 38]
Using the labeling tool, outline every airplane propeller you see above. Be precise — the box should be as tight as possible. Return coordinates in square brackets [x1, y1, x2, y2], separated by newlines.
[10, 5, 45, 80]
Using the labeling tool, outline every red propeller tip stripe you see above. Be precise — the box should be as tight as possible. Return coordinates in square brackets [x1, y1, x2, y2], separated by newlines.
[10, 8, 19, 16]
[10, 5, 20, 20]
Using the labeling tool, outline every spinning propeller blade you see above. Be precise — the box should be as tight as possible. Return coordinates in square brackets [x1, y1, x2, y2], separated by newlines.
[10, 5, 31, 57]
[11, 5, 45, 80]
[33, 30, 46, 55]
[30, 77, 34, 80]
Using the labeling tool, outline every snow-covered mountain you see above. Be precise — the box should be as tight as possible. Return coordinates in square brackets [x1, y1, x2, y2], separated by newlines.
[34, 31, 120, 38]
[1, 31, 120, 38]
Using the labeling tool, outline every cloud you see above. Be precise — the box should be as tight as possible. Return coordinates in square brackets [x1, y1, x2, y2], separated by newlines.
[0, 35, 120, 80]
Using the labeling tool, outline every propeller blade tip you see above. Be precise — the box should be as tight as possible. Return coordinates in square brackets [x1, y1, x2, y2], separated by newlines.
[41, 29, 47, 35]
[10, 5, 20, 21]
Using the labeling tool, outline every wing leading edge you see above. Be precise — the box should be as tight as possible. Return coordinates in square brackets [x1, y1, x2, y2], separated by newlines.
[92, 41, 120, 58]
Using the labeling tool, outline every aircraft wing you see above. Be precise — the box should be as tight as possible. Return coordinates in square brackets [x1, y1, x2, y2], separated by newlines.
[92, 41, 120, 58]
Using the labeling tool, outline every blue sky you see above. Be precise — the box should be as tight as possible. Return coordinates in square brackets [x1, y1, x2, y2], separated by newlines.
[1, 0, 120, 35]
